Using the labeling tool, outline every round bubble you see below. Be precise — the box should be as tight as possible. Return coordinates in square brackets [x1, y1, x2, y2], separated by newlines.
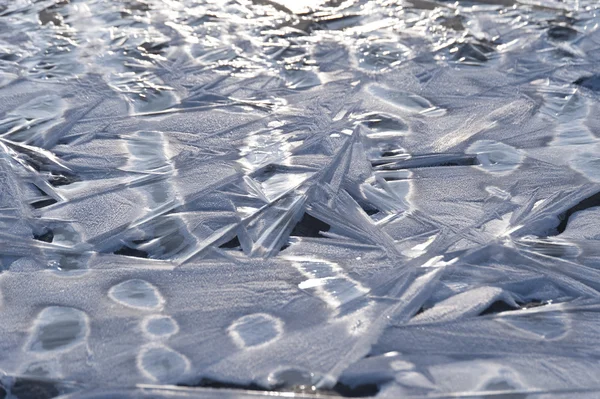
[108, 279, 164, 310]
[228, 313, 284, 349]
[28, 306, 89, 352]
[142, 315, 178, 338]
[138, 345, 189, 383]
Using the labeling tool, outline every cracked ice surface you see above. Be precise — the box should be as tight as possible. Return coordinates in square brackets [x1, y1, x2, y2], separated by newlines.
[1, 0, 600, 397]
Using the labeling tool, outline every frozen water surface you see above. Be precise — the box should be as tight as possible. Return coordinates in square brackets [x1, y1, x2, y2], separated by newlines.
[1, 0, 600, 397]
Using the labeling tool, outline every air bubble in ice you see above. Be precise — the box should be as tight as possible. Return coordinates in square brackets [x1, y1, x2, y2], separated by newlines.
[228, 313, 284, 348]
[28, 306, 89, 352]
[138, 345, 189, 383]
[108, 279, 165, 310]
[142, 315, 179, 338]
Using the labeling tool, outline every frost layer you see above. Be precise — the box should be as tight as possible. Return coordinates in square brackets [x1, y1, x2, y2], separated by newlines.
[1, 0, 600, 398]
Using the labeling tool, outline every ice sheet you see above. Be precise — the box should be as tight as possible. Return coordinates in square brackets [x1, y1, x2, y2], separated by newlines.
[1, 0, 600, 398]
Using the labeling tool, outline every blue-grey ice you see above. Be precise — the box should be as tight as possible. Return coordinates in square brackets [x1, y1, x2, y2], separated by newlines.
[1, 0, 600, 398]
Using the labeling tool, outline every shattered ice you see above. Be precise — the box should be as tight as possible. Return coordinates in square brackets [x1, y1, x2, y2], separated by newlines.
[1, 0, 600, 398]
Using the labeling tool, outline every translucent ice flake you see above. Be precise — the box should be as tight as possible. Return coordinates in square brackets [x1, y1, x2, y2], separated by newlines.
[291, 258, 371, 313]
[466, 140, 524, 175]
[497, 307, 571, 341]
[366, 84, 446, 116]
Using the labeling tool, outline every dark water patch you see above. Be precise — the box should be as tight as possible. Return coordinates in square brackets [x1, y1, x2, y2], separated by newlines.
[0, 52, 19, 61]
[364, 208, 379, 216]
[407, 0, 446, 10]
[290, 213, 331, 238]
[124, 0, 152, 12]
[461, 0, 516, 5]
[114, 245, 149, 258]
[314, 14, 362, 31]
[33, 229, 54, 243]
[373, 154, 479, 170]
[438, 14, 465, 31]
[6, 378, 60, 399]
[178, 378, 265, 391]
[555, 191, 600, 234]
[48, 173, 79, 187]
[219, 236, 242, 249]
[179, 375, 378, 397]
[251, 0, 293, 14]
[38, 9, 63, 26]
[547, 25, 578, 41]
[380, 150, 405, 158]
[574, 75, 600, 92]
[479, 300, 519, 316]
[331, 382, 379, 398]
[31, 198, 58, 209]
[453, 42, 495, 64]
[251, 164, 288, 180]
[414, 306, 428, 316]
[520, 300, 546, 309]
[137, 41, 169, 56]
